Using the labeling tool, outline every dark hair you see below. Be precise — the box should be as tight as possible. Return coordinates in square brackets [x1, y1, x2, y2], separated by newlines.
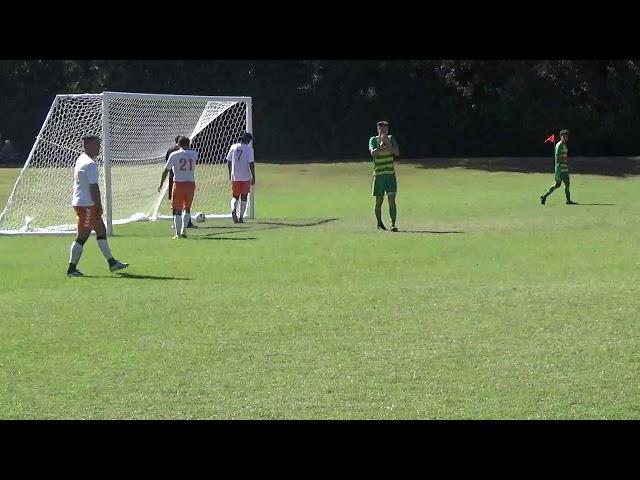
[377, 121, 389, 127]
[560, 129, 569, 136]
[175, 135, 182, 143]
[178, 136, 191, 148]
[240, 132, 253, 143]
[82, 135, 100, 141]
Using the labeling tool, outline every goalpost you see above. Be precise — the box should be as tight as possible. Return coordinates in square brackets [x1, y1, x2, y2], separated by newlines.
[0, 91, 254, 235]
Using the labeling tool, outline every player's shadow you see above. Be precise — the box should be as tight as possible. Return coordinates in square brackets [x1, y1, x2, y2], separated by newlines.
[411, 156, 640, 177]
[195, 225, 248, 229]
[252, 218, 339, 228]
[197, 218, 339, 238]
[84, 272, 192, 280]
[572, 203, 615, 206]
[193, 237, 258, 241]
[398, 229, 465, 234]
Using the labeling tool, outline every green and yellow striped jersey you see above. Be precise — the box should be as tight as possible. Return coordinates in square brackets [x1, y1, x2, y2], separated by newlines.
[369, 135, 398, 176]
[555, 141, 569, 172]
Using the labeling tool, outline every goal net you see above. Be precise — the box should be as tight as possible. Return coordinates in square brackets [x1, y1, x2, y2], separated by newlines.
[0, 91, 253, 235]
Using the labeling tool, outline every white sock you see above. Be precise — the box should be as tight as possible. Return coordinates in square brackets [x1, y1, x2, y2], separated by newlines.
[181, 211, 190, 234]
[69, 241, 83, 265]
[239, 200, 247, 219]
[174, 214, 183, 235]
[97, 239, 113, 260]
[231, 197, 237, 213]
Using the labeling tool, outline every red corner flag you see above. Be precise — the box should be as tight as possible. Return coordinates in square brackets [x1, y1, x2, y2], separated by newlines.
[544, 134, 555, 144]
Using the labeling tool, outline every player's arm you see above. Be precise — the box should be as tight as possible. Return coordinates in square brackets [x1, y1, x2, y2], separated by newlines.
[388, 136, 400, 157]
[86, 164, 103, 215]
[248, 148, 256, 185]
[158, 169, 171, 192]
[158, 155, 174, 192]
[90, 184, 103, 216]
[226, 148, 233, 180]
[369, 137, 384, 157]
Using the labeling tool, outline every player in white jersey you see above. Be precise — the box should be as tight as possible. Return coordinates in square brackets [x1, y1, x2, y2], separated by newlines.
[67, 135, 128, 277]
[226, 132, 255, 223]
[158, 136, 198, 238]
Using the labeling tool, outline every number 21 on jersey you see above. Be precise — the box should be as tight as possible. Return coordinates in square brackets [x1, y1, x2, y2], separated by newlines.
[179, 158, 194, 171]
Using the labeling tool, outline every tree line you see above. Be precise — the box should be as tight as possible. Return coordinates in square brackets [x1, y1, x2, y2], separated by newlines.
[1, 60, 639, 165]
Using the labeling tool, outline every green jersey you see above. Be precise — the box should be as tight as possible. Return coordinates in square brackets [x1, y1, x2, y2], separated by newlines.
[369, 135, 398, 176]
[555, 141, 569, 173]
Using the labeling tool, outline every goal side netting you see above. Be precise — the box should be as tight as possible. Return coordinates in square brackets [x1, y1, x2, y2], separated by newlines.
[0, 91, 253, 235]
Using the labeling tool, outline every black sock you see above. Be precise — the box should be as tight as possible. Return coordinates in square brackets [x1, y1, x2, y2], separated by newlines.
[389, 205, 397, 225]
[565, 188, 571, 202]
[375, 205, 382, 224]
[68, 263, 76, 273]
[107, 257, 117, 266]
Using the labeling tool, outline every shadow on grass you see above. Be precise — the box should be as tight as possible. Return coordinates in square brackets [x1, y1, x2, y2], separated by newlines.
[192, 237, 258, 241]
[113, 218, 339, 238]
[252, 218, 339, 228]
[83, 273, 192, 280]
[397, 230, 465, 234]
[572, 203, 615, 206]
[194, 225, 246, 230]
[195, 218, 340, 239]
[407, 157, 640, 177]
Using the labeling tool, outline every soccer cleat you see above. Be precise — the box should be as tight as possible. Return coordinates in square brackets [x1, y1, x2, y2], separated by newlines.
[172, 235, 180, 239]
[179, 232, 188, 238]
[187, 220, 198, 229]
[109, 260, 129, 272]
[377, 223, 387, 231]
[566, 200, 578, 205]
[540, 195, 546, 205]
[238, 217, 244, 223]
[67, 269, 84, 277]
[231, 210, 238, 223]
[390, 225, 398, 232]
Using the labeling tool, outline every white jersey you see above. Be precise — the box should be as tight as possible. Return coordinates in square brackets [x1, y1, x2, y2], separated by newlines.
[72, 153, 99, 207]
[165, 148, 197, 183]
[226, 142, 254, 181]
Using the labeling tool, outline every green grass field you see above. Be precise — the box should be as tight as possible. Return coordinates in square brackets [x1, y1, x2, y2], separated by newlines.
[1, 162, 639, 419]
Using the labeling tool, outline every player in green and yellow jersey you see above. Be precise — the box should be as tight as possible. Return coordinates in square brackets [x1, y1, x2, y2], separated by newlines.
[369, 120, 400, 231]
[540, 129, 577, 205]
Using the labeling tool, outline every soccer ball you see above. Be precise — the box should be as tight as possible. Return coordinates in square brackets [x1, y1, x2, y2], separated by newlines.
[194, 212, 206, 222]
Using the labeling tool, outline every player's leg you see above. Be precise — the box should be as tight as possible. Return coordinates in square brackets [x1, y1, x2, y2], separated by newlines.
[375, 197, 386, 230]
[230, 195, 239, 223]
[563, 176, 576, 204]
[67, 207, 92, 276]
[388, 194, 398, 232]
[387, 176, 398, 231]
[181, 209, 191, 237]
[238, 194, 248, 223]
[185, 181, 196, 228]
[541, 178, 562, 204]
[180, 184, 195, 237]
[172, 209, 182, 239]
[231, 182, 240, 223]
[372, 176, 386, 230]
[93, 217, 129, 272]
[238, 182, 250, 222]
[171, 183, 184, 238]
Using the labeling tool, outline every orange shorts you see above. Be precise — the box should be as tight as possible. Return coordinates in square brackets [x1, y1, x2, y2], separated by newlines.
[74, 206, 99, 230]
[171, 182, 196, 210]
[232, 181, 251, 197]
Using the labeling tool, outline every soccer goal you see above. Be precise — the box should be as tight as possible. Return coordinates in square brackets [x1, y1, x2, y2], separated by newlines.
[0, 91, 253, 235]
